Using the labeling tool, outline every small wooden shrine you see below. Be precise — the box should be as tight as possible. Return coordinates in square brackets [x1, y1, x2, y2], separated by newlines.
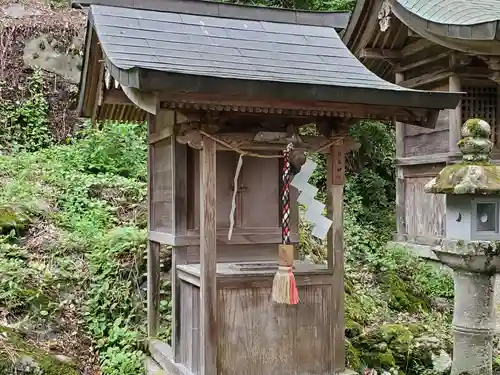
[344, 0, 500, 256]
[74, 0, 462, 374]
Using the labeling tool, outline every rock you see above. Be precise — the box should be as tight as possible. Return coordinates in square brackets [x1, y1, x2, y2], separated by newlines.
[23, 34, 83, 84]
[1, 4, 42, 18]
[0, 326, 79, 375]
[432, 350, 452, 373]
[13, 355, 42, 375]
[52, 354, 75, 365]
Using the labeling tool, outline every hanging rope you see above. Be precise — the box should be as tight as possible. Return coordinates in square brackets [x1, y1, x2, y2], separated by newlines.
[281, 143, 293, 245]
[271, 142, 299, 305]
[198, 130, 341, 158]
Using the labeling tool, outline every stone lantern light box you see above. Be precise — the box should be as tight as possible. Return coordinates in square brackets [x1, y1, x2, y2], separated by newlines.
[447, 196, 500, 241]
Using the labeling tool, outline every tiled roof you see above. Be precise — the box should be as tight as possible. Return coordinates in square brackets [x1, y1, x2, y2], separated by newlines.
[397, 0, 500, 26]
[90, 4, 401, 90]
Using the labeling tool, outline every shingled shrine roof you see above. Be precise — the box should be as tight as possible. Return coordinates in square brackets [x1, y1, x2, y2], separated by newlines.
[75, 0, 462, 125]
[387, 0, 500, 54]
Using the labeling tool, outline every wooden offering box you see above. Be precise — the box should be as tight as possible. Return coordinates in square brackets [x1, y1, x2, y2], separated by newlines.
[176, 262, 334, 375]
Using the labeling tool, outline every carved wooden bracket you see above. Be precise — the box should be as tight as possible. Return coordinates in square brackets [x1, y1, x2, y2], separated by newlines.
[378, 0, 392, 32]
[177, 130, 203, 149]
[478, 56, 500, 83]
[450, 52, 473, 69]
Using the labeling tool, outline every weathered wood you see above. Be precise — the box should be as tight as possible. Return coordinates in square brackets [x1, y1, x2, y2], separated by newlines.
[327, 144, 345, 373]
[147, 240, 161, 337]
[449, 75, 462, 153]
[147, 112, 161, 338]
[404, 86, 450, 157]
[199, 135, 217, 375]
[401, 163, 447, 179]
[149, 340, 194, 375]
[397, 51, 450, 73]
[360, 48, 402, 60]
[395, 72, 406, 237]
[396, 153, 451, 166]
[174, 131, 358, 154]
[159, 94, 437, 128]
[176, 262, 335, 375]
[401, 38, 436, 57]
[151, 138, 174, 233]
[149, 230, 299, 247]
[405, 177, 446, 239]
[91, 62, 104, 128]
[149, 110, 176, 145]
[172, 248, 187, 362]
[404, 129, 449, 157]
[399, 68, 452, 88]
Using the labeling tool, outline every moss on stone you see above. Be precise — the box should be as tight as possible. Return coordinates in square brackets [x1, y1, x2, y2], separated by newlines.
[0, 326, 78, 375]
[0, 204, 30, 233]
[424, 163, 500, 195]
[379, 272, 430, 313]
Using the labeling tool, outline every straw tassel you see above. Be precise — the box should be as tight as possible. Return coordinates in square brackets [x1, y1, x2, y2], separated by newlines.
[272, 143, 299, 305]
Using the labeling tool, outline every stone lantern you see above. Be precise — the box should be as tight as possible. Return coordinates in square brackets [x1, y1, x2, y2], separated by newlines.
[425, 118, 500, 375]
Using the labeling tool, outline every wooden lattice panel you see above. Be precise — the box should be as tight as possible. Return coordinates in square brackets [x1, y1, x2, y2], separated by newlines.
[461, 86, 498, 146]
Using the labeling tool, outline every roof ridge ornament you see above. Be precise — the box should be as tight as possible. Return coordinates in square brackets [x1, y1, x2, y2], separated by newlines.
[378, 0, 392, 32]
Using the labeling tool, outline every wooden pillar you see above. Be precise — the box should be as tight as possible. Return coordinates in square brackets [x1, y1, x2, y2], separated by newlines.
[395, 72, 406, 239]
[327, 142, 346, 372]
[172, 139, 188, 361]
[449, 75, 462, 154]
[199, 135, 217, 375]
[147, 113, 161, 338]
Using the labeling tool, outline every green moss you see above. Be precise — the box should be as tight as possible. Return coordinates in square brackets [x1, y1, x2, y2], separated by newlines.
[0, 204, 30, 233]
[425, 163, 500, 194]
[380, 272, 430, 313]
[0, 326, 78, 375]
[464, 118, 489, 138]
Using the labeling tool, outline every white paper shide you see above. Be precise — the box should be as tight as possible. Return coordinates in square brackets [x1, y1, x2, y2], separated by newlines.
[291, 159, 333, 240]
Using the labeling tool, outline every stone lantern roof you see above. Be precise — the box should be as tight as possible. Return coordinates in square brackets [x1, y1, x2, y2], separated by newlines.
[425, 118, 500, 195]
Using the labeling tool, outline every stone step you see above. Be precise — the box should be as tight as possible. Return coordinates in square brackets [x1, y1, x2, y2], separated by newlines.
[145, 356, 166, 375]
[149, 339, 194, 375]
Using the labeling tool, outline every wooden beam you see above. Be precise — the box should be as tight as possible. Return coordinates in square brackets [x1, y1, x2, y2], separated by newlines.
[159, 93, 434, 128]
[327, 143, 345, 372]
[199, 135, 217, 375]
[399, 68, 453, 88]
[149, 110, 176, 144]
[171, 139, 188, 361]
[147, 113, 161, 338]
[449, 75, 462, 153]
[102, 88, 134, 105]
[397, 51, 450, 73]
[401, 39, 435, 57]
[147, 240, 161, 337]
[91, 62, 104, 128]
[395, 72, 406, 238]
[359, 48, 402, 61]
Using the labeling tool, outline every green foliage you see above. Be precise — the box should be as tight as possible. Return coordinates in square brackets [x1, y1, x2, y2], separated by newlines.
[0, 69, 53, 153]
[0, 123, 150, 375]
[76, 121, 147, 180]
[223, 0, 354, 11]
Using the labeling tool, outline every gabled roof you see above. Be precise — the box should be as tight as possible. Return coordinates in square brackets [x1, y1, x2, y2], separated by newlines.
[392, 0, 500, 54]
[75, 0, 462, 125]
[396, 0, 500, 27]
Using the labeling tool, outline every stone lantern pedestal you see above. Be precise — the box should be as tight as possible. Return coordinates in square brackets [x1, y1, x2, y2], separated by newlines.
[425, 118, 500, 375]
[433, 240, 497, 374]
